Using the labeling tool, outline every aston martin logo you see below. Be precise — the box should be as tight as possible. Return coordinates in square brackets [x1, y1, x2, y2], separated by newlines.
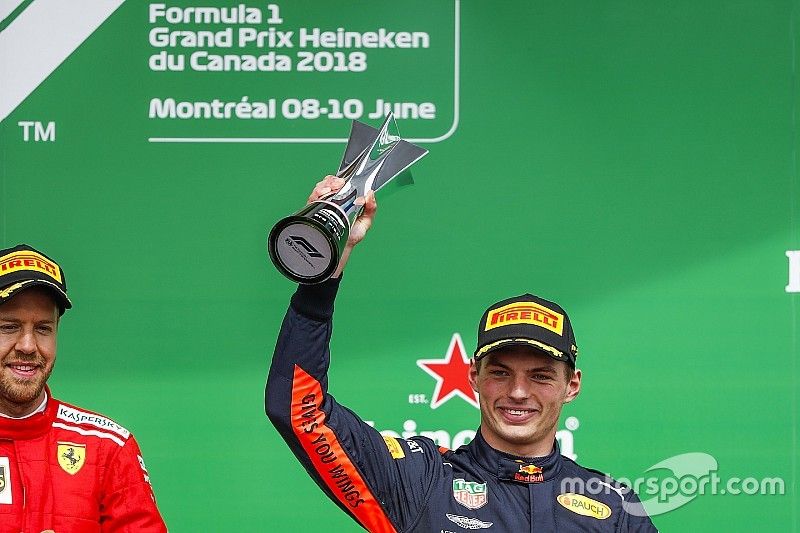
[57, 442, 86, 475]
[446, 513, 493, 529]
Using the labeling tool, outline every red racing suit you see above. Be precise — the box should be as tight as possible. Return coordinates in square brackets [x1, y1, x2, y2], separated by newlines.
[266, 279, 658, 532]
[0, 388, 167, 532]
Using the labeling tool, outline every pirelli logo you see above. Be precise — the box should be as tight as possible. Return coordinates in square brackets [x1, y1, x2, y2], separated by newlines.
[485, 302, 564, 336]
[0, 251, 62, 283]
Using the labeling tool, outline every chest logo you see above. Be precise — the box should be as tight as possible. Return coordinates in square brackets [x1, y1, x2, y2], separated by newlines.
[382, 436, 405, 459]
[514, 463, 544, 483]
[446, 513, 493, 529]
[558, 493, 612, 520]
[57, 442, 86, 475]
[452, 478, 488, 510]
[0, 457, 12, 504]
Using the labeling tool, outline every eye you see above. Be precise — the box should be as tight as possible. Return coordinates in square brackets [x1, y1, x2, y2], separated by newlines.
[532, 373, 554, 381]
[488, 369, 509, 377]
[36, 325, 54, 335]
[0, 323, 19, 333]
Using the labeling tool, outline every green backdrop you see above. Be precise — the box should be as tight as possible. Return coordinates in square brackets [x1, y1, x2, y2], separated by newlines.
[1, 0, 798, 530]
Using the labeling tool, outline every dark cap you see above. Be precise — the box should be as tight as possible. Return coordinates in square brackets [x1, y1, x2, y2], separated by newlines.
[0, 244, 72, 314]
[474, 294, 578, 367]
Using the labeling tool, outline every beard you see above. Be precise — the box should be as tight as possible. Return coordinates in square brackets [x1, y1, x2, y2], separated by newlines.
[0, 354, 53, 407]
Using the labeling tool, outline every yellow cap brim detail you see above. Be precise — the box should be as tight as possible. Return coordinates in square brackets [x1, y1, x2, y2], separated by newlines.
[474, 338, 564, 361]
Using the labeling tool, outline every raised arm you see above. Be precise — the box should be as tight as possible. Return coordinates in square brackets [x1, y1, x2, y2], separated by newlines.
[265, 177, 437, 533]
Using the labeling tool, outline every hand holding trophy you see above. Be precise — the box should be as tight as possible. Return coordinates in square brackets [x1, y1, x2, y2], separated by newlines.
[268, 113, 428, 284]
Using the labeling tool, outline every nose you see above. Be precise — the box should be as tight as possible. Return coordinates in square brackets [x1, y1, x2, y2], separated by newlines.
[507, 373, 530, 401]
[15, 330, 37, 355]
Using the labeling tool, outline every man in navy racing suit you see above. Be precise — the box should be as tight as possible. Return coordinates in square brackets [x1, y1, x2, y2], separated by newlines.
[266, 176, 658, 532]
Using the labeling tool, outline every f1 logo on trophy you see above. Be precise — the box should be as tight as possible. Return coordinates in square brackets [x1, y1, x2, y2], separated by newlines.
[268, 113, 428, 284]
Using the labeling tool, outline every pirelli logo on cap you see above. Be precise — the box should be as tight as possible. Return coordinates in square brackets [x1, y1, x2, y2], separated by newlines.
[0, 251, 62, 283]
[485, 302, 564, 336]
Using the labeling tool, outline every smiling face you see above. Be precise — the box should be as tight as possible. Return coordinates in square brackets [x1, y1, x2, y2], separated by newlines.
[469, 346, 581, 457]
[0, 287, 59, 417]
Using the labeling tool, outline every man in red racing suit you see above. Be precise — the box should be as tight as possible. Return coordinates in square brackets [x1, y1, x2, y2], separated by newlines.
[266, 177, 658, 532]
[0, 243, 167, 531]
[0, 388, 166, 531]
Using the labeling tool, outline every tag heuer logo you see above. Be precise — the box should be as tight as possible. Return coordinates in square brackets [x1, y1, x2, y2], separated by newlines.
[446, 513, 493, 529]
[452, 478, 488, 510]
[57, 442, 86, 475]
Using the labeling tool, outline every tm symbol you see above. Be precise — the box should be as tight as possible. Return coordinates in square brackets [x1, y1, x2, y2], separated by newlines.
[18, 121, 55, 142]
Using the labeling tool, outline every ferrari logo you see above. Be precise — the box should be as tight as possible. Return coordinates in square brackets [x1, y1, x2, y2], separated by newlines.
[57, 442, 86, 475]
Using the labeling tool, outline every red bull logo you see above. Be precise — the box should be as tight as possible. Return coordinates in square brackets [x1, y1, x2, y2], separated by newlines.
[519, 464, 543, 475]
[514, 463, 544, 483]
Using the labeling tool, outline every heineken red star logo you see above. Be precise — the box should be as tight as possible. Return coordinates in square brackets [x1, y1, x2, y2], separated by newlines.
[417, 333, 479, 409]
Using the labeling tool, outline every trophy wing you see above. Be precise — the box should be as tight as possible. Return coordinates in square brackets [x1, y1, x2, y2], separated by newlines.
[338, 120, 379, 174]
[370, 140, 428, 192]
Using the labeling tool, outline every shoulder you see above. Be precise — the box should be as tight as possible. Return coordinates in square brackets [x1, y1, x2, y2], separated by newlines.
[561, 456, 630, 490]
[558, 456, 650, 518]
[51, 398, 133, 448]
[382, 434, 441, 458]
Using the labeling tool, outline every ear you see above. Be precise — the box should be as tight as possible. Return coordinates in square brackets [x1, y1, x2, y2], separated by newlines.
[563, 368, 581, 404]
[468, 360, 479, 393]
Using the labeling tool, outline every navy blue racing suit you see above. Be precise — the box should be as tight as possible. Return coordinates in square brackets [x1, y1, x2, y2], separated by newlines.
[266, 279, 658, 532]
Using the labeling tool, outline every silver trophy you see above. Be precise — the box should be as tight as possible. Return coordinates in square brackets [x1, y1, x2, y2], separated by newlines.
[268, 113, 428, 284]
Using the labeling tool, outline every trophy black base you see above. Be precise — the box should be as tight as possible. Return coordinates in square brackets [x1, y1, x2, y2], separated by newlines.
[268, 201, 349, 284]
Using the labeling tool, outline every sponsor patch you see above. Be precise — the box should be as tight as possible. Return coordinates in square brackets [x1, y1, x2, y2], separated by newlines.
[514, 462, 544, 483]
[558, 493, 612, 520]
[446, 513, 493, 529]
[382, 436, 405, 459]
[453, 479, 488, 510]
[0, 250, 62, 283]
[0, 457, 12, 504]
[57, 405, 130, 439]
[406, 439, 424, 454]
[485, 302, 564, 335]
[57, 442, 86, 475]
